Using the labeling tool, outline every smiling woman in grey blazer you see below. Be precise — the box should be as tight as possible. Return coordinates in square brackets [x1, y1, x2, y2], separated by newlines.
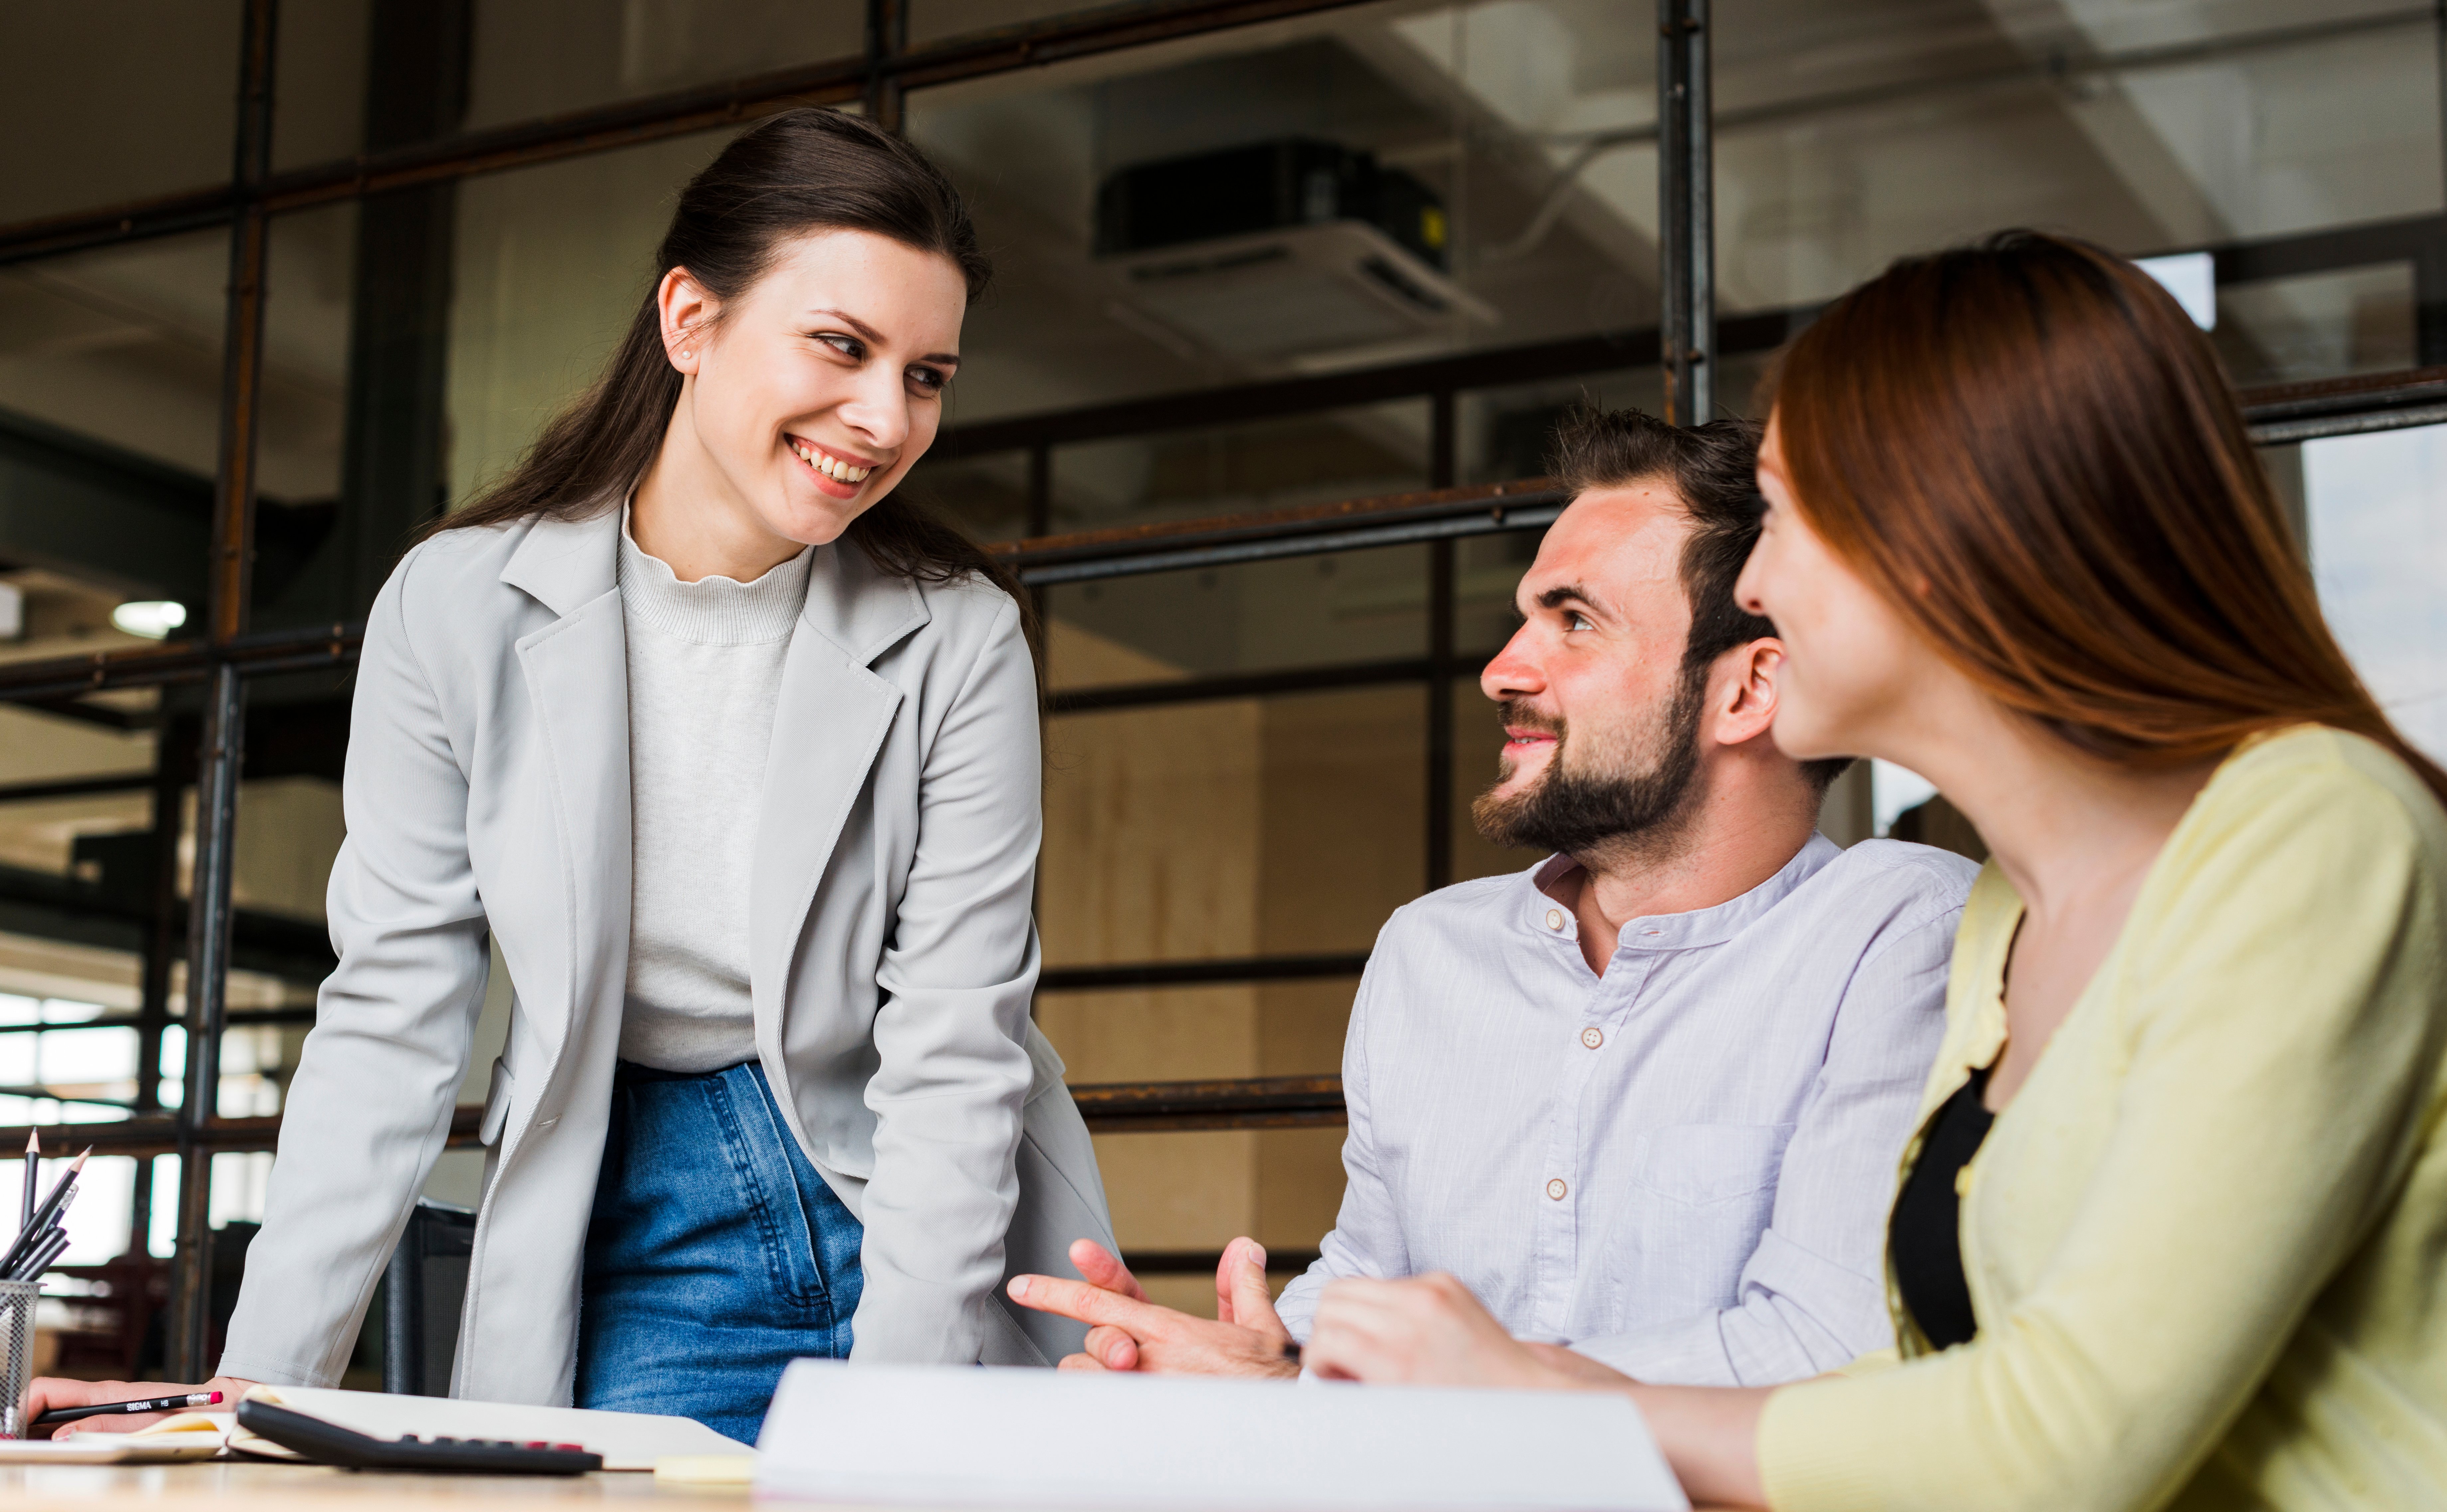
[29, 109, 1113, 1444]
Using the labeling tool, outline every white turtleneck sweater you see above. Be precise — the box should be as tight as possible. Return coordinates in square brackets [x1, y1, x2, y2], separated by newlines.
[615, 515, 813, 1073]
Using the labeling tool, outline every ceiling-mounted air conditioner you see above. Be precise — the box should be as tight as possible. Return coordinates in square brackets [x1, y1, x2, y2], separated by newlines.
[1094, 138, 1495, 359]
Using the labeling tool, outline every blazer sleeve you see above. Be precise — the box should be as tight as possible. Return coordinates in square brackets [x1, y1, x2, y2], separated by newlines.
[1757, 761, 2447, 1512]
[851, 594, 1042, 1362]
[218, 551, 492, 1386]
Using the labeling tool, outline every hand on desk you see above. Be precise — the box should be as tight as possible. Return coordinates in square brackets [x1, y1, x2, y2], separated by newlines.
[21, 1374, 258, 1438]
[1007, 1237, 1299, 1378]
[1300, 1273, 1612, 1389]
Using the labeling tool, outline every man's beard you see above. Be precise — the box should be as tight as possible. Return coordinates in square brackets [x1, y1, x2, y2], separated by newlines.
[1470, 662, 1708, 861]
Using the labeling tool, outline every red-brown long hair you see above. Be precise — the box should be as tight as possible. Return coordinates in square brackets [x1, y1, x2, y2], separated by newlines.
[1766, 229, 2447, 807]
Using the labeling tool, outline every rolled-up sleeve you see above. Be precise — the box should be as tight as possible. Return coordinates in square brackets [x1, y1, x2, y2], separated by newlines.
[854, 595, 1042, 1362]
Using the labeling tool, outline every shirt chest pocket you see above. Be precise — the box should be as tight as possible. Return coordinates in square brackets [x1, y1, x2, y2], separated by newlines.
[1630, 1122, 1796, 1207]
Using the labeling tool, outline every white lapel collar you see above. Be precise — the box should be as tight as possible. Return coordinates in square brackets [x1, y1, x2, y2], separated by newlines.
[500, 505, 621, 618]
[505, 508, 631, 1064]
[749, 539, 931, 1024]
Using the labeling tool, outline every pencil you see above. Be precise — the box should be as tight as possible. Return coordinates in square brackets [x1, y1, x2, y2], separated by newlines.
[33, 1390, 223, 1427]
[0, 1149, 84, 1276]
[9, 1224, 67, 1284]
[17, 1129, 34, 1238]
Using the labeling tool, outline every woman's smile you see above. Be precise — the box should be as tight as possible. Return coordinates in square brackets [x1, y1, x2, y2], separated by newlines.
[787, 434, 879, 499]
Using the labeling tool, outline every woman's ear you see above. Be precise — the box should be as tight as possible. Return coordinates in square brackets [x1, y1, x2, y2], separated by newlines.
[657, 267, 715, 377]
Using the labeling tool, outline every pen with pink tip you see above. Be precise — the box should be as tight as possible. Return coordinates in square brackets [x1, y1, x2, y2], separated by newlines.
[33, 1390, 224, 1428]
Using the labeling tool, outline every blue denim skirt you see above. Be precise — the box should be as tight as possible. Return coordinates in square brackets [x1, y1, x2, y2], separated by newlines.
[575, 1059, 862, 1444]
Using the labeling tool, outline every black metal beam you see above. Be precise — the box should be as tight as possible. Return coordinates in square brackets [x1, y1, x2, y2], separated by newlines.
[865, 0, 910, 134]
[1015, 487, 1571, 586]
[0, 1106, 487, 1162]
[2233, 365, 2447, 445]
[1071, 1075, 1346, 1132]
[0, 1006, 314, 1039]
[0, 772, 156, 806]
[1039, 955, 1369, 992]
[936, 329, 1690, 461]
[0, 409, 213, 605]
[1657, 0, 1714, 424]
[171, 0, 278, 1379]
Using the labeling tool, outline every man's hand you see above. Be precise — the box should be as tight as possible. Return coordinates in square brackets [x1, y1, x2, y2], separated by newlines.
[20, 1375, 257, 1438]
[1302, 1274, 1625, 1391]
[1007, 1236, 1299, 1378]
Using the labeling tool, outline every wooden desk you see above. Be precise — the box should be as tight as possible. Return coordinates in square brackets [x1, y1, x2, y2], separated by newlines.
[3, 1460, 1740, 1510]
[1, 1462, 749, 1510]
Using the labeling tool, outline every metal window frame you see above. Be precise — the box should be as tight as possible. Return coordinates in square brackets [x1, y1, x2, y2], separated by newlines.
[0, 0, 2440, 1378]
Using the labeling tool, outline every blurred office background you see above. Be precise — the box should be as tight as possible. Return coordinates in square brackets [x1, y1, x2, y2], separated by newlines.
[0, 0, 2439, 1379]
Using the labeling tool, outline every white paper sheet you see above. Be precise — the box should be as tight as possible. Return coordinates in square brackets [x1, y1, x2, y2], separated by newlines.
[755, 1361, 1689, 1512]
[242, 1385, 739, 1470]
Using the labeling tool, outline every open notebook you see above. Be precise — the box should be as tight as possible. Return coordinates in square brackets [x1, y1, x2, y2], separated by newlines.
[0, 1411, 232, 1463]
[0, 1386, 737, 1469]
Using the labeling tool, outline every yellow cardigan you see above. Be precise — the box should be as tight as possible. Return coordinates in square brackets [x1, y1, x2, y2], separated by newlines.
[1758, 726, 2447, 1511]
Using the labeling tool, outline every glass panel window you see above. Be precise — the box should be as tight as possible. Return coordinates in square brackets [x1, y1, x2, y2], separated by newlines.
[1051, 402, 1431, 536]
[1463, 369, 1661, 484]
[912, 0, 1084, 47]
[1046, 543, 1430, 693]
[2298, 424, 2447, 761]
[464, 0, 861, 132]
[0, 4, 242, 224]
[2218, 265, 2417, 389]
[0, 230, 233, 640]
[447, 132, 731, 510]
[1712, 0, 2443, 387]
[253, 206, 360, 630]
[906, 448, 1036, 544]
[909, 1, 1654, 424]
[274, 0, 374, 171]
[0, 995, 135, 1124]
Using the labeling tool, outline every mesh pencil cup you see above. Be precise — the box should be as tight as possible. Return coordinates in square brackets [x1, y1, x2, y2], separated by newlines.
[0, 1279, 36, 1437]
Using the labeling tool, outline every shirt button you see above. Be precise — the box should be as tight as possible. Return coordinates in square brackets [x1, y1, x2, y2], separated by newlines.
[1580, 1026, 1603, 1050]
[1546, 1178, 1568, 1201]
[1544, 908, 1567, 931]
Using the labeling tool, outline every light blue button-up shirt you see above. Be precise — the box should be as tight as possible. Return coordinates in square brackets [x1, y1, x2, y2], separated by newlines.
[1274, 834, 1976, 1386]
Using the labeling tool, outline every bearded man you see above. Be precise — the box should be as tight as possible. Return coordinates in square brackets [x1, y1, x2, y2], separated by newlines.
[1011, 409, 1977, 1387]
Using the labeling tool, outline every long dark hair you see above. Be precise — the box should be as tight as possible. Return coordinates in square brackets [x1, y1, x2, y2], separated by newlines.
[1767, 229, 2447, 808]
[431, 108, 1027, 620]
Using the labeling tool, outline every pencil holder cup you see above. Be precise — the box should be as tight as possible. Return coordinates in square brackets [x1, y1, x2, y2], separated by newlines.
[0, 1278, 36, 1437]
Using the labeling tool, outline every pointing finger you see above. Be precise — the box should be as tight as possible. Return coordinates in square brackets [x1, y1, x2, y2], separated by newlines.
[1007, 1272, 1170, 1332]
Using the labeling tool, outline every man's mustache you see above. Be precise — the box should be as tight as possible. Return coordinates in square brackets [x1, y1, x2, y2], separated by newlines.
[1495, 699, 1565, 740]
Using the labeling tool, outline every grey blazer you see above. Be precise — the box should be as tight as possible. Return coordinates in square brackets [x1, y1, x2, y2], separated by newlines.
[218, 508, 1112, 1403]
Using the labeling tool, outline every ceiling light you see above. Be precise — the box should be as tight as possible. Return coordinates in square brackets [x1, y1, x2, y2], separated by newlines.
[111, 601, 187, 640]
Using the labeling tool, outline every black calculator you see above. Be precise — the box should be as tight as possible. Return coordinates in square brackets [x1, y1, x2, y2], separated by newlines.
[235, 1399, 604, 1474]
